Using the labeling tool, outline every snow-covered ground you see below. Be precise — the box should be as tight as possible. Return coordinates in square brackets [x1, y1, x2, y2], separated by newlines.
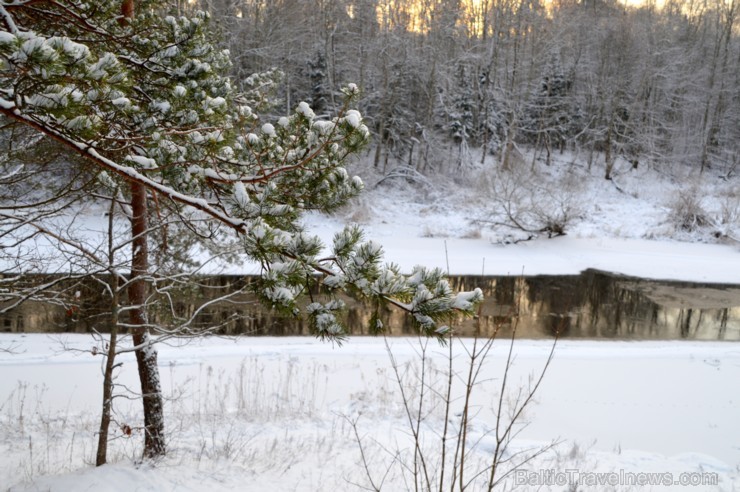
[302, 152, 740, 283]
[1, 155, 739, 490]
[1, 335, 738, 491]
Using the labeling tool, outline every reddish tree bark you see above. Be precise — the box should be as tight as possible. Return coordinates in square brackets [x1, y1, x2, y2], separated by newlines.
[128, 181, 166, 459]
[123, 0, 165, 460]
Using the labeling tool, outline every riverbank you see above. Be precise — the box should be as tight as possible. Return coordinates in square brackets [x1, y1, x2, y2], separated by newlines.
[306, 215, 740, 283]
[299, 156, 740, 284]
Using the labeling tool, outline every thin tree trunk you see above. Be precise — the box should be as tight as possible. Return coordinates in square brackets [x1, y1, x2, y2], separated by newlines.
[699, 7, 725, 173]
[129, 182, 165, 459]
[96, 199, 120, 466]
[96, 287, 119, 466]
[605, 125, 613, 180]
[501, 113, 517, 171]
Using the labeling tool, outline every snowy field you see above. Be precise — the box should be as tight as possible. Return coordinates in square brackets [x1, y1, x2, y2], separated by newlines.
[2, 156, 739, 490]
[1, 334, 738, 491]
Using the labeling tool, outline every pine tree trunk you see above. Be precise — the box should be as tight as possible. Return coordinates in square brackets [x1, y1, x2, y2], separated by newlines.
[120, 0, 165, 460]
[129, 182, 166, 459]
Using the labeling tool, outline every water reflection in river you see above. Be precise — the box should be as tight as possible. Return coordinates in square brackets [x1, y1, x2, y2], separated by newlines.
[461, 272, 740, 340]
[2, 270, 739, 340]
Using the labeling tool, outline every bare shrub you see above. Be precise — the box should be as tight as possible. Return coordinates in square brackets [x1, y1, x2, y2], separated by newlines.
[718, 191, 740, 227]
[375, 166, 435, 192]
[0, 341, 22, 354]
[460, 227, 482, 239]
[341, 196, 373, 224]
[476, 166, 585, 239]
[666, 188, 712, 232]
[351, 313, 560, 491]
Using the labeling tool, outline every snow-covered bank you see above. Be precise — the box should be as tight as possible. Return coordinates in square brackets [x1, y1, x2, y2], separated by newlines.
[1, 334, 738, 491]
[301, 156, 740, 284]
[308, 214, 740, 283]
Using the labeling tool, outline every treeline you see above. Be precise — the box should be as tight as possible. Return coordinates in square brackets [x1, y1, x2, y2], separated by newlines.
[182, 0, 739, 178]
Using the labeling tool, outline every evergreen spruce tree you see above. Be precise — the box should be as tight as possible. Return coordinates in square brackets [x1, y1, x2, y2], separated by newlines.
[308, 51, 330, 115]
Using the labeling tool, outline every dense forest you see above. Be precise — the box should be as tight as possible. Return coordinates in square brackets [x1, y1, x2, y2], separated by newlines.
[182, 0, 739, 178]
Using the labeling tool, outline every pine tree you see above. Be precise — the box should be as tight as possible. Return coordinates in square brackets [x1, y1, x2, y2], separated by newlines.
[522, 62, 580, 165]
[0, 0, 482, 461]
[308, 51, 330, 115]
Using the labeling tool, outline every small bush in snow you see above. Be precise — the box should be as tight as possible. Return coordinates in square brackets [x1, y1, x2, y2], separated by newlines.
[718, 191, 740, 227]
[477, 166, 585, 240]
[666, 188, 711, 232]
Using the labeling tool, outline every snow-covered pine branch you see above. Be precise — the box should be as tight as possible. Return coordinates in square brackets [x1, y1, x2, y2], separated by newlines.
[2, 1, 482, 343]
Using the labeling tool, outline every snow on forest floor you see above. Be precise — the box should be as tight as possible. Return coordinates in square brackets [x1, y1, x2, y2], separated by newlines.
[1, 334, 739, 491]
[1, 154, 739, 490]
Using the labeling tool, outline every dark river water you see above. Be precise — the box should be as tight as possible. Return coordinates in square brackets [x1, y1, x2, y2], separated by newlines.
[2, 270, 739, 340]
